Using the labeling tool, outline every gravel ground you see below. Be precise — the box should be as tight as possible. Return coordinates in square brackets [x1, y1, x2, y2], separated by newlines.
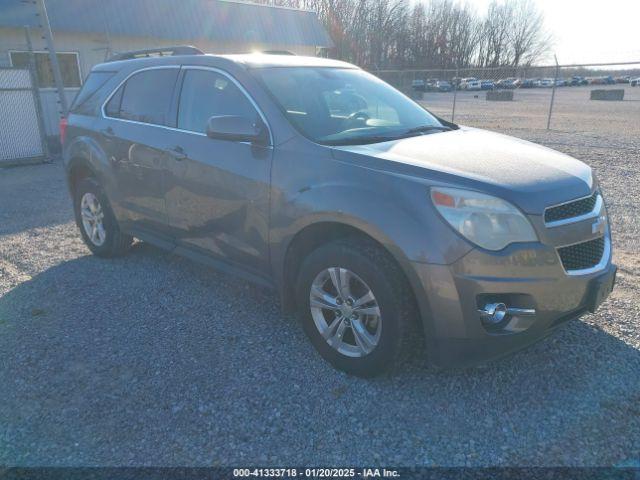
[1, 88, 639, 467]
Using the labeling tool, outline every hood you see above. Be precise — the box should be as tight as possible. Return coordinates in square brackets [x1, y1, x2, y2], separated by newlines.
[331, 127, 593, 215]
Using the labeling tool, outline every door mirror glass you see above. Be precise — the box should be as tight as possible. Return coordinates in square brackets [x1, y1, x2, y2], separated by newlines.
[206, 115, 265, 144]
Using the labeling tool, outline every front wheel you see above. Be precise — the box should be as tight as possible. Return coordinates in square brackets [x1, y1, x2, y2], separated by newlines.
[296, 238, 415, 377]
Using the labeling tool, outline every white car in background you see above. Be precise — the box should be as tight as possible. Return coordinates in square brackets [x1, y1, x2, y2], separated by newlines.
[631, 77, 640, 87]
[537, 78, 554, 88]
[460, 77, 482, 90]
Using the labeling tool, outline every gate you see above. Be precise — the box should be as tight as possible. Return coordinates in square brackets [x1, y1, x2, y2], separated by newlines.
[0, 67, 47, 165]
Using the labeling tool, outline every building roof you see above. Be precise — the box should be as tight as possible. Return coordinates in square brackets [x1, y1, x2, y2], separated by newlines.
[0, 0, 333, 47]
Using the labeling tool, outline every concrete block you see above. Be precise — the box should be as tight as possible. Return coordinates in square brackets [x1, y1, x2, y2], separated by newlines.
[486, 90, 514, 101]
[590, 89, 624, 101]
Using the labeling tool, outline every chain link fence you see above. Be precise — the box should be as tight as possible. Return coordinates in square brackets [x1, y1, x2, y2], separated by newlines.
[0, 67, 47, 165]
[372, 62, 640, 134]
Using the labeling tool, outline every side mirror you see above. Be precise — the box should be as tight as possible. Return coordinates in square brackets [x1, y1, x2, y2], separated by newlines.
[205, 115, 267, 144]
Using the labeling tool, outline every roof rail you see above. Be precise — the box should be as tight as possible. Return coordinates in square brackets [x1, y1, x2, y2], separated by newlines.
[261, 50, 296, 56]
[107, 45, 204, 62]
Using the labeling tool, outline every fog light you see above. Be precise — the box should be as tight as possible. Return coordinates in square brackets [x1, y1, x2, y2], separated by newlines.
[479, 302, 508, 325]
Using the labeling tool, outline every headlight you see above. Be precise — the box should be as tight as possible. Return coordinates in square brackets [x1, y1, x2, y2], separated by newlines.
[431, 187, 537, 251]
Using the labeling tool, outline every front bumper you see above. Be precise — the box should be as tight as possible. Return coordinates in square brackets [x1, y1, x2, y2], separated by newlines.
[411, 238, 616, 368]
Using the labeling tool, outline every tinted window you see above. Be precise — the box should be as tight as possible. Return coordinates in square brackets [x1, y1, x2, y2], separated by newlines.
[177, 69, 257, 133]
[105, 85, 123, 117]
[115, 69, 178, 125]
[71, 71, 115, 115]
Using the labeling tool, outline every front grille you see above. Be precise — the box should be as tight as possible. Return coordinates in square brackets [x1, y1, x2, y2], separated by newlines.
[545, 192, 598, 223]
[558, 236, 605, 271]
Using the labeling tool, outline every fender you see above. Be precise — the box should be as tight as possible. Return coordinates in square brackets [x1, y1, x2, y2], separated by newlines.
[64, 133, 117, 199]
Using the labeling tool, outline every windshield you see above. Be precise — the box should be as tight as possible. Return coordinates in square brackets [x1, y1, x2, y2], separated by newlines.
[252, 67, 447, 145]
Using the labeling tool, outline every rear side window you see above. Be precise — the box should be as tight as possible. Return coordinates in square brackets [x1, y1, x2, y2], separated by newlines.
[177, 69, 257, 133]
[70, 71, 115, 115]
[106, 68, 178, 126]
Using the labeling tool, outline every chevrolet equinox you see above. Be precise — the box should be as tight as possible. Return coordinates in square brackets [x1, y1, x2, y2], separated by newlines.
[62, 49, 616, 376]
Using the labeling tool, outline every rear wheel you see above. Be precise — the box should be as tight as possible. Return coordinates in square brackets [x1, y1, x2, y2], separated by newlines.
[296, 238, 414, 377]
[74, 177, 132, 257]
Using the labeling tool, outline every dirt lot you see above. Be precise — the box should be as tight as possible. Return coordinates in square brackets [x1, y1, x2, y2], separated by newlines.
[0, 86, 639, 467]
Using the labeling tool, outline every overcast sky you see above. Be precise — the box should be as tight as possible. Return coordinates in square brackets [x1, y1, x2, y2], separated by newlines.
[452, 0, 640, 65]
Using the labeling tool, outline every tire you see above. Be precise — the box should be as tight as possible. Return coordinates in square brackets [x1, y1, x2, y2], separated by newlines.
[73, 177, 132, 257]
[295, 237, 415, 377]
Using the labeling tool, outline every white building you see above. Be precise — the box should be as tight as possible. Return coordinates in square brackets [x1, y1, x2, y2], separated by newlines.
[0, 0, 333, 140]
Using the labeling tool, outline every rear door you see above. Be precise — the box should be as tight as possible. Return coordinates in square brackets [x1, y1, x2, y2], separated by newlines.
[164, 66, 273, 277]
[100, 66, 179, 237]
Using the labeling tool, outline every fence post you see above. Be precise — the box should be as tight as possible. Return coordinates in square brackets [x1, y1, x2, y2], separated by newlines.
[546, 54, 559, 130]
[35, 0, 68, 117]
[24, 26, 49, 161]
[451, 66, 459, 122]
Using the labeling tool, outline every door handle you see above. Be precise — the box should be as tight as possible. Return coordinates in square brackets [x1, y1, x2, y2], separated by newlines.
[100, 127, 115, 139]
[164, 146, 187, 161]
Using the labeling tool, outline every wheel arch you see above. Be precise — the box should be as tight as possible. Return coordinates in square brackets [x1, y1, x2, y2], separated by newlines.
[67, 156, 98, 196]
[64, 135, 111, 196]
[279, 220, 431, 335]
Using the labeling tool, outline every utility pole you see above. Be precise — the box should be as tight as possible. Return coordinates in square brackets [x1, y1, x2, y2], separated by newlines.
[24, 25, 49, 159]
[35, 0, 68, 117]
[546, 54, 559, 130]
[451, 65, 459, 123]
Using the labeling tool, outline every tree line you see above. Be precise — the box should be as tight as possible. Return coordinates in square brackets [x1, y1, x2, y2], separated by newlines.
[253, 0, 553, 69]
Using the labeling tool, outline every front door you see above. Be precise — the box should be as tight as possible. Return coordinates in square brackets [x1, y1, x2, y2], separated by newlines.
[165, 67, 273, 276]
[101, 67, 179, 236]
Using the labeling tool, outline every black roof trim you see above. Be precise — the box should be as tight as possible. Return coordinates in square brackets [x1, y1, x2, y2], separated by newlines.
[107, 46, 204, 62]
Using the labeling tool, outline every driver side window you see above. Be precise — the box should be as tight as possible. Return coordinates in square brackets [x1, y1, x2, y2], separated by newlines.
[177, 69, 258, 134]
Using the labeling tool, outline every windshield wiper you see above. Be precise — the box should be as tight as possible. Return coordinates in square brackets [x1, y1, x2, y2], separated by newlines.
[324, 135, 402, 146]
[404, 125, 452, 134]
[323, 125, 453, 146]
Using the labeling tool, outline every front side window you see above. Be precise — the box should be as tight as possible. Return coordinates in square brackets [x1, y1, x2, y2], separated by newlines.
[177, 69, 258, 134]
[108, 69, 178, 126]
[252, 67, 446, 145]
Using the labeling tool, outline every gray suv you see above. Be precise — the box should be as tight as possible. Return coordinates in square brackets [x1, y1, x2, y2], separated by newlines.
[63, 49, 616, 376]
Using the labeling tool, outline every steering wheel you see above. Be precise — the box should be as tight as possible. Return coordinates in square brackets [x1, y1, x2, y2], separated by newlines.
[347, 110, 370, 126]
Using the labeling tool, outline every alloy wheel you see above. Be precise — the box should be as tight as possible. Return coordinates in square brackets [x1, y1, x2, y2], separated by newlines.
[309, 267, 382, 357]
[80, 192, 106, 247]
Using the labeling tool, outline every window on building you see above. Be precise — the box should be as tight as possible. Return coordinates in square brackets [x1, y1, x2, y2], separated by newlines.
[177, 69, 257, 134]
[107, 68, 179, 126]
[9, 51, 82, 88]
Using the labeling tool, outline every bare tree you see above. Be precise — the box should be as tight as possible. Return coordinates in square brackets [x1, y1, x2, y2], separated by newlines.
[508, 0, 553, 66]
[250, 0, 551, 69]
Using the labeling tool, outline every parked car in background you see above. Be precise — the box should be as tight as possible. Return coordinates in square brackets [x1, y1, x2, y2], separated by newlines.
[424, 78, 439, 91]
[411, 79, 426, 92]
[496, 78, 519, 89]
[63, 50, 616, 376]
[587, 76, 614, 85]
[631, 77, 640, 87]
[555, 79, 567, 87]
[434, 80, 452, 92]
[480, 80, 495, 90]
[460, 77, 481, 90]
[571, 76, 588, 86]
[537, 78, 554, 88]
[615, 76, 631, 84]
[520, 78, 537, 88]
